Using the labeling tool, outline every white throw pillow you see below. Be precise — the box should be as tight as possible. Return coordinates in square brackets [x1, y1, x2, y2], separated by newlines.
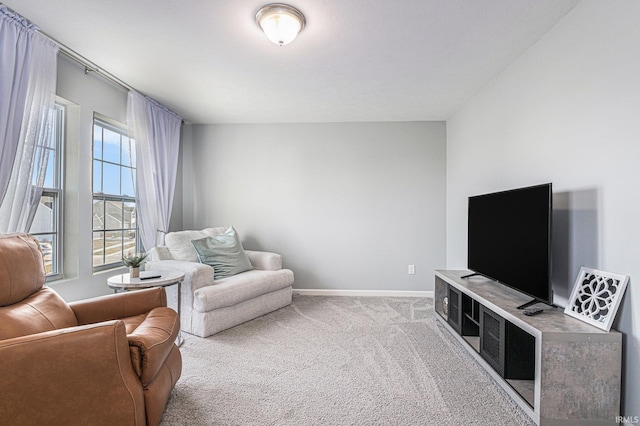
[165, 227, 228, 262]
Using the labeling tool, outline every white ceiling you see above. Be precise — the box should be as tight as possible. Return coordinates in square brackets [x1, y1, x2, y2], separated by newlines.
[3, 0, 580, 124]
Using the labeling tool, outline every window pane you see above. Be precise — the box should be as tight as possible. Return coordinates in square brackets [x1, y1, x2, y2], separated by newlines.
[93, 160, 102, 193]
[29, 194, 55, 233]
[92, 118, 137, 270]
[105, 200, 123, 230]
[33, 234, 55, 275]
[43, 149, 55, 188]
[93, 125, 102, 160]
[92, 199, 104, 230]
[123, 230, 137, 257]
[103, 128, 121, 163]
[30, 103, 65, 278]
[30, 147, 54, 188]
[49, 234, 58, 275]
[103, 163, 121, 195]
[93, 232, 105, 266]
[105, 230, 123, 265]
[124, 201, 136, 230]
[121, 167, 135, 197]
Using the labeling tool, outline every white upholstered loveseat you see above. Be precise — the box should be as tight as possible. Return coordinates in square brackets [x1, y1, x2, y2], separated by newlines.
[146, 227, 294, 337]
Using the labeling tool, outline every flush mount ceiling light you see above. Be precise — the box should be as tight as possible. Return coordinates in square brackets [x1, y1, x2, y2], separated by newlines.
[255, 3, 306, 46]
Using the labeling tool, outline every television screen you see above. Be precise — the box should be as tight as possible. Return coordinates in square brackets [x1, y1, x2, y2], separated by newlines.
[467, 183, 552, 305]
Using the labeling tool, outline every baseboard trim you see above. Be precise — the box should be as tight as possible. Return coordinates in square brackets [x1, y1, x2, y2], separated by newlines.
[293, 289, 434, 298]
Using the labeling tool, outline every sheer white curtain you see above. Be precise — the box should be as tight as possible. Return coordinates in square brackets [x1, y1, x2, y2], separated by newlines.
[0, 7, 58, 233]
[127, 91, 182, 250]
[1, 6, 35, 205]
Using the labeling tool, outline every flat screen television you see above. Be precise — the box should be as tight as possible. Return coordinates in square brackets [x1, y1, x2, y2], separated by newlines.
[467, 183, 552, 308]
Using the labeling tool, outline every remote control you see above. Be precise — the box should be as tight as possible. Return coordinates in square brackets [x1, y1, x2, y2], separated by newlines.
[139, 271, 162, 280]
[523, 307, 544, 316]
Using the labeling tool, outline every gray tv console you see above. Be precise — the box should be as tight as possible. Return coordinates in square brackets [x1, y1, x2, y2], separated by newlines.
[435, 270, 621, 426]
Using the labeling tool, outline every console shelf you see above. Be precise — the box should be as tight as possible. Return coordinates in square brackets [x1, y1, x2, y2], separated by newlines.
[434, 270, 621, 425]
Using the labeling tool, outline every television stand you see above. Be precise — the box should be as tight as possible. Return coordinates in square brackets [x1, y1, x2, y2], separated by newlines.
[434, 270, 621, 425]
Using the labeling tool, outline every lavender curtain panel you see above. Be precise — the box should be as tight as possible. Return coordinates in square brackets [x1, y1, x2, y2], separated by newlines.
[127, 91, 181, 250]
[0, 7, 58, 233]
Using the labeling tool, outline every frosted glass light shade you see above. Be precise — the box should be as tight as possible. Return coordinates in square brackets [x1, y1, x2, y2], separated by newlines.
[256, 4, 305, 46]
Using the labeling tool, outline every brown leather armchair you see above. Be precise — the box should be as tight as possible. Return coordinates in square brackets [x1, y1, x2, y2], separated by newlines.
[0, 233, 182, 425]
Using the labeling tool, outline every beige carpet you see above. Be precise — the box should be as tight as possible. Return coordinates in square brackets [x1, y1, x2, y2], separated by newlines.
[160, 295, 534, 425]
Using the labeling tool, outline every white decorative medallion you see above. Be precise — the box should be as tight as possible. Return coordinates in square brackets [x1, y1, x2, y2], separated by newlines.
[564, 267, 629, 331]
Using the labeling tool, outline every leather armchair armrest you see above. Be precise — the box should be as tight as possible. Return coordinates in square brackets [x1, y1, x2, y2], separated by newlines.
[69, 287, 167, 325]
[0, 321, 145, 425]
[127, 307, 180, 385]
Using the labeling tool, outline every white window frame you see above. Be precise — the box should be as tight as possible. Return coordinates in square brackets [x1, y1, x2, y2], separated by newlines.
[91, 114, 139, 272]
[29, 103, 65, 280]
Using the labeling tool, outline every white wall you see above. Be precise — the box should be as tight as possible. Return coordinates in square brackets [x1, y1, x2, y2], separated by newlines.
[183, 122, 446, 293]
[446, 0, 640, 416]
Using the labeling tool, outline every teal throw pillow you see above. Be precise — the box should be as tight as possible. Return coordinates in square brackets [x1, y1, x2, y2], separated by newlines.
[191, 227, 253, 279]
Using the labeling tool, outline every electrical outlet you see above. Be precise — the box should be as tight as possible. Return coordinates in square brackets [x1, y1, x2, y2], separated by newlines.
[408, 264, 415, 275]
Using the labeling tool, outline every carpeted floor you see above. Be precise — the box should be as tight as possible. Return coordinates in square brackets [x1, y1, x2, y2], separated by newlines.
[160, 295, 535, 425]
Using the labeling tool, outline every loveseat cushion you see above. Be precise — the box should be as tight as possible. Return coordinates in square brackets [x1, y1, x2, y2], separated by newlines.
[193, 269, 294, 312]
[165, 227, 227, 262]
[191, 227, 253, 279]
[0, 288, 78, 340]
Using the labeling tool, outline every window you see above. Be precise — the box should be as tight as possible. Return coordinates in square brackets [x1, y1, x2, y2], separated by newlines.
[29, 103, 64, 279]
[92, 115, 138, 270]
